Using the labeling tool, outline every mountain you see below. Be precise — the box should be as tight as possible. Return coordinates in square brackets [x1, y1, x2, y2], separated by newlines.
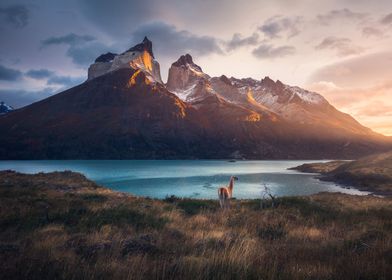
[167, 55, 375, 138]
[0, 38, 390, 159]
[0, 101, 13, 115]
[88, 37, 162, 83]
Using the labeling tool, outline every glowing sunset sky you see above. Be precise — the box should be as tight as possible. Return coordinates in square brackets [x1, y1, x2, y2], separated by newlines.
[0, 0, 391, 135]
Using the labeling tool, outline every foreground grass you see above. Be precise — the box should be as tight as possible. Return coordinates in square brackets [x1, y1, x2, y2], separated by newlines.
[0, 171, 392, 280]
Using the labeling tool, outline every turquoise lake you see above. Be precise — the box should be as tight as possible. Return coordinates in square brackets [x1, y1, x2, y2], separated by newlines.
[0, 160, 369, 199]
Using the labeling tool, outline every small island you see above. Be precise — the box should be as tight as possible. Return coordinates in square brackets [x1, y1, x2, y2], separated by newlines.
[1, 169, 392, 279]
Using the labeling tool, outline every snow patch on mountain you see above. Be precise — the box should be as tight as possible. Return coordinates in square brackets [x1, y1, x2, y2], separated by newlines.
[170, 84, 198, 102]
[251, 90, 279, 107]
[287, 86, 325, 104]
[0, 101, 13, 114]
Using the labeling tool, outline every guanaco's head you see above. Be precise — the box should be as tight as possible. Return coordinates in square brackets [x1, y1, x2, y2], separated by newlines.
[232, 176, 239, 181]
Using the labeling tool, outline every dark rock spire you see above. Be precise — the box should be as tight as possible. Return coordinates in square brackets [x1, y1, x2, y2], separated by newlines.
[126, 36, 154, 58]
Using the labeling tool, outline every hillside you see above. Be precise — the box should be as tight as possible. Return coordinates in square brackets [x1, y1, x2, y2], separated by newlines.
[0, 170, 391, 279]
[291, 151, 392, 195]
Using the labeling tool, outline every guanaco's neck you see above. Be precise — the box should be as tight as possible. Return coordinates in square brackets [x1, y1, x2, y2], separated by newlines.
[228, 177, 234, 191]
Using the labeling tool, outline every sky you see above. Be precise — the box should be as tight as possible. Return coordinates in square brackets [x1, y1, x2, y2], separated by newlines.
[0, 0, 391, 135]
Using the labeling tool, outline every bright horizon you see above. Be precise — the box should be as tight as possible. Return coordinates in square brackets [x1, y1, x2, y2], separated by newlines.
[0, 0, 391, 135]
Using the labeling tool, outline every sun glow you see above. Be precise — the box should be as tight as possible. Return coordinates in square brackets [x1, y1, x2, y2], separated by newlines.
[129, 69, 141, 86]
[245, 112, 261, 122]
[142, 51, 153, 72]
[128, 69, 151, 87]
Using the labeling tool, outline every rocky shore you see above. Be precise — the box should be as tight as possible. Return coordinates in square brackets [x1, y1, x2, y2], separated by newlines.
[290, 151, 392, 196]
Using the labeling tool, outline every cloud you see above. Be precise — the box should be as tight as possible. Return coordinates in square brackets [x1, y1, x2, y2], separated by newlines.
[64, 43, 109, 66]
[47, 75, 84, 88]
[225, 33, 259, 51]
[355, 101, 392, 117]
[0, 88, 55, 108]
[380, 13, 392, 25]
[252, 44, 296, 59]
[25, 68, 84, 88]
[258, 15, 302, 39]
[362, 26, 384, 38]
[41, 33, 95, 47]
[307, 80, 392, 135]
[41, 33, 109, 66]
[315, 36, 364, 57]
[77, 0, 266, 38]
[307, 81, 366, 107]
[130, 22, 223, 57]
[316, 8, 367, 25]
[308, 80, 392, 112]
[0, 64, 22, 81]
[0, 4, 29, 28]
[25, 69, 54, 79]
[308, 52, 392, 88]
[0, 70, 84, 108]
[78, 0, 158, 37]
[308, 51, 392, 122]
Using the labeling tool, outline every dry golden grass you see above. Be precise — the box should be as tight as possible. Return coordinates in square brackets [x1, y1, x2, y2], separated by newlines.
[0, 170, 391, 279]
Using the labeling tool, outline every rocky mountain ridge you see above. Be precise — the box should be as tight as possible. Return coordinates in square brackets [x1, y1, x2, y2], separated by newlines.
[0, 37, 390, 159]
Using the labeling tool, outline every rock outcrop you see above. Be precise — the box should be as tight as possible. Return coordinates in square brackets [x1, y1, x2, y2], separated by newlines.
[88, 37, 162, 83]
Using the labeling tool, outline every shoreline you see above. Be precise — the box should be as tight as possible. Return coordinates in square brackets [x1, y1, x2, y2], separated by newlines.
[289, 155, 392, 197]
[0, 164, 374, 200]
[0, 168, 380, 199]
[1, 169, 391, 279]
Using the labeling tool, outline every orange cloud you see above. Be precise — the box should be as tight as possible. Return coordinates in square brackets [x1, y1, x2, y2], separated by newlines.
[307, 51, 392, 136]
[307, 81, 392, 135]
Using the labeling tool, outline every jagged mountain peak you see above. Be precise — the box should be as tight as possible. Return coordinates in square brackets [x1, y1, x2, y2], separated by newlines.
[172, 53, 203, 72]
[88, 37, 162, 84]
[260, 76, 284, 89]
[229, 77, 259, 87]
[0, 101, 13, 114]
[172, 53, 193, 65]
[166, 53, 210, 100]
[219, 75, 232, 85]
[261, 76, 274, 83]
[126, 36, 154, 58]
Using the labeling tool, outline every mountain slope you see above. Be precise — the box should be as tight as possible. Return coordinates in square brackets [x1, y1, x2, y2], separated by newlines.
[0, 68, 195, 158]
[0, 67, 298, 159]
[0, 39, 391, 159]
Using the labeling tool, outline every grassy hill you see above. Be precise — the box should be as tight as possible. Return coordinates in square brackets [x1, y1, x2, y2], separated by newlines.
[0, 170, 392, 279]
[291, 151, 392, 195]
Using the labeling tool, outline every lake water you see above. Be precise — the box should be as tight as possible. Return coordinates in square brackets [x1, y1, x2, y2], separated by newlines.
[0, 160, 369, 199]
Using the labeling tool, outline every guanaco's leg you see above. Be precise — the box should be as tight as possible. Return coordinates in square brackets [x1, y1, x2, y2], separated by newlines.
[218, 189, 224, 208]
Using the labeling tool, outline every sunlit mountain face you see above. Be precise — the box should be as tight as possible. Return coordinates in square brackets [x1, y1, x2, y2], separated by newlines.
[0, 37, 390, 160]
[0, 1, 391, 136]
